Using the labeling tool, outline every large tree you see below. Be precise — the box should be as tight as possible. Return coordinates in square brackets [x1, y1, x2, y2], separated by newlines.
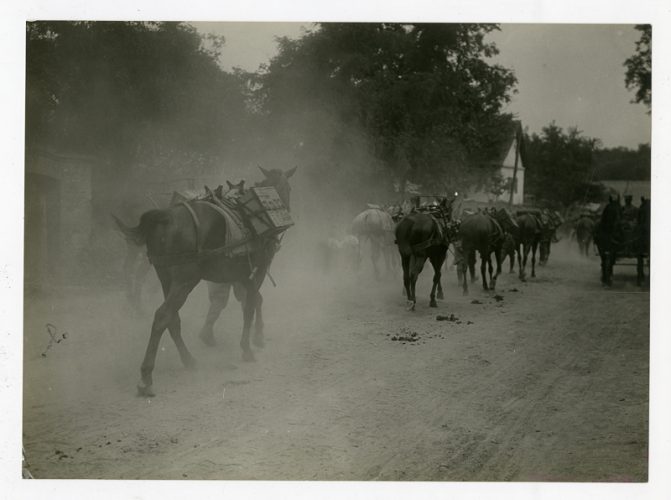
[624, 24, 651, 112]
[254, 23, 517, 203]
[525, 123, 601, 207]
[593, 144, 650, 181]
[26, 22, 251, 185]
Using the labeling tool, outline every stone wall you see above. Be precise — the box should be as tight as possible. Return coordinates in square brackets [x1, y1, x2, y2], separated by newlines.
[25, 149, 94, 285]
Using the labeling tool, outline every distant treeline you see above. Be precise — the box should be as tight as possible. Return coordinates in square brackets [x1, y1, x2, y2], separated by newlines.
[592, 145, 651, 181]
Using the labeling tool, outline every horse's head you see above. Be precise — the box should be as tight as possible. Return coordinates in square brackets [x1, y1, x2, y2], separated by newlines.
[493, 207, 519, 232]
[224, 180, 246, 199]
[257, 166, 297, 210]
[601, 197, 622, 230]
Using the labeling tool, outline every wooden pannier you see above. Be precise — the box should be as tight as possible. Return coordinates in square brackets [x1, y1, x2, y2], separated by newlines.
[236, 186, 294, 238]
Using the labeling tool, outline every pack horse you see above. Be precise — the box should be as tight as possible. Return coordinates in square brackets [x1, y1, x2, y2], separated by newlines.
[394, 198, 458, 311]
[114, 167, 295, 397]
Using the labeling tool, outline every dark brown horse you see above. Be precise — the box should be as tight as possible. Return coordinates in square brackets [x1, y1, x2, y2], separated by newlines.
[501, 232, 516, 273]
[538, 210, 563, 266]
[593, 196, 649, 287]
[394, 199, 454, 310]
[459, 208, 518, 294]
[512, 212, 541, 281]
[593, 197, 622, 287]
[459, 213, 500, 294]
[198, 167, 296, 347]
[114, 167, 294, 397]
[637, 197, 650, 286]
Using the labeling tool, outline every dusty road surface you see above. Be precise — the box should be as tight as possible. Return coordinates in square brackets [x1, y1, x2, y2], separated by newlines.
[23, 241, 649, 481]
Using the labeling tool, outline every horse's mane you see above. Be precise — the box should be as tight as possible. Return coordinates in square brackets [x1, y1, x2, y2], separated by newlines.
[600, 200, 622, 232]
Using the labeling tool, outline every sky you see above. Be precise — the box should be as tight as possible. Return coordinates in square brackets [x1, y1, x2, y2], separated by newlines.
[193, 22, 651, 149]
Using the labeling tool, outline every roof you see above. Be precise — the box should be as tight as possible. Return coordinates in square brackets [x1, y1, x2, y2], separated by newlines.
[472, 120, 525, 170]
[493, 120, 524, 166]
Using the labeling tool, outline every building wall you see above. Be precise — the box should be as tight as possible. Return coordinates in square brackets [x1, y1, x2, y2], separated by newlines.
[465, 137, 525, 205]
[25, 149, 94, 285]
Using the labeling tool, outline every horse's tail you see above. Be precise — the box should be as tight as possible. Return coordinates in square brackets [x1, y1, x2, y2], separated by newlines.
[112, 210, 170, 246]
[112, 214, 145, 246]
[394, 218, 414, 255]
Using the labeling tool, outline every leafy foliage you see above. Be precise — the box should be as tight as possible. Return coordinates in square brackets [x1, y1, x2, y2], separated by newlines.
[27, 21, 518, 213]
[524, 123, 601, 207]
[624, 24, 651, 111]
[593, 144, 651, 181]
[26, 21, 250, 184]
[255, 23, 518, 201]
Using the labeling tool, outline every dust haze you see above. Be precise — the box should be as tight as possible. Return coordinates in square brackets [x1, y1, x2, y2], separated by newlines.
[22, 22, 649, 484]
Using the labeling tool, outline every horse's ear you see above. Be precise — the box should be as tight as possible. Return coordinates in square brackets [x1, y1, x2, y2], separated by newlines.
[226, 180, 234, 189]
[608, 195, 613, 203]
[285, 166, 298, 178]
[258, 165, 272, 178]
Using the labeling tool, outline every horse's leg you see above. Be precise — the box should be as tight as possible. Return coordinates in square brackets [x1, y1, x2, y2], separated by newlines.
[401, 254, 411, 300]
[167, 311, 196, 370]
[199, 282, 232, 346]
[435, 247, 446, 300]
[460, 257, 468, 296]
[607, 251, 615, 287]
[408, 254, 425, 311]
[408, 254, 418, 310]
[637, 252, 644, 287]
[371, 238, 381, 280]
[540, 241, 548, 266]
[411, 254, 426, 310]
[138, 273, 199, 397]
[480, 251, 488, 291]
[356, 238, 362, 272]
[233, 282, 264, 348]
[436, 265, 445, 300]
[428, 250, 445, 307]
[599, 247, 608, 285]
[531, 241, 538, 278]
[384, 243, 393, 274]
[492, 248, 501, 290]
[239, 280, 261, 361]
[602, 252, 611, 286]
[519, 243, 528, 282]
[488, 255, 495, 289]
[468, 250, 477, 283]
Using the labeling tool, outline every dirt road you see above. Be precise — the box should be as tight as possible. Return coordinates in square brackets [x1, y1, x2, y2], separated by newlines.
[22, 242, 649, 481]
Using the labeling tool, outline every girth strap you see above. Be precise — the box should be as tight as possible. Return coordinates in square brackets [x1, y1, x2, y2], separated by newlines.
[489, 215, 504, 245]
[180, 201, 203, 253]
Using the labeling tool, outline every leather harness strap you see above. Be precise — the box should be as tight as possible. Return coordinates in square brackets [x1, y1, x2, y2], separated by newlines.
[180, 201, 203, 253]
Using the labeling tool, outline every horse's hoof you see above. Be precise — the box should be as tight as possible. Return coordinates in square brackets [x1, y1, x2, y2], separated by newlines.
[462, 290, 468, 296]
[198, 330, 216, 347]
[437, 292, 444, 300]
[406, 301, 415, 311]
[252, 337, 265, 349]
[183, 356, 197, 370]
[137, 384, 155, 398]
[242, 350, 256, 362]
[430, 301, 437, 308]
